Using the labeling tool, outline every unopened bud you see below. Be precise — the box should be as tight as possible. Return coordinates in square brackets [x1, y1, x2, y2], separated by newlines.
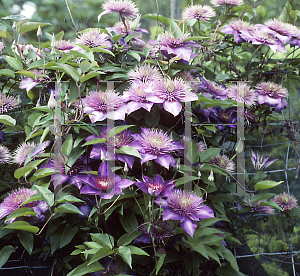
[47, 89, 57, 109]
[124, 162, 129, 172]
[208, 169, 214, 182]
[64, 93, 69, 101]
[51, 33, 56, 48]
[12, 21, 17, 29]
[197, 170, 201, 178]
[37, 25, 42, 37]
[175, 159, 180, 170]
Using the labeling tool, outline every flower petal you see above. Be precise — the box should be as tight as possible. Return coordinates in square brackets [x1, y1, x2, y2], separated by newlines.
[180, 218, 197, 237]
[163, 101, 182, 116]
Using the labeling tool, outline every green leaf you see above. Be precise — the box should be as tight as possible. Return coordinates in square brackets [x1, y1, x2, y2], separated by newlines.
[0, 115, 16, 126]
[34, 185, 54, 207]
[67, 261, 103, 276]
[60, 225, 78, 248]
[251, 193, 275, 203]
[16, 70, 36, 79]
[155, 253, 166, 275]
[116, 146, 141, 159]
[254, 180, 283, 190]
[30, 168, 58, 182]
[90, 233, 114, 249]
[4, 221, 39, 234]
[170, 20, 183, 39]
[107, 125, 135, 137]
[249, 171, 267, 184]
[0, 69, 15, 78]
[222, 248, 239, 273]
[14, 166, 36, 179]
[56, 63, 79, 82]
[66, 147, 85, 174]
[127, 51, 141, 61]
[18, 231, 34, 255]
[119, 212, 139, 233]
[259, 201, 283, 211]
[16, 21, 51, 35]
[0, 245, 15, 268]
[145, 105, 160, 127]
[111, 34, 124, 43]
[92, 47, 115, 56]
[124, 33, 138, 43]
[70, 50, 94, 62]
[142, 13, 170, 26]
[62, 134, 73, 156]
[19, 193, 42, 207]
[55, 195, 84, 204]
[127, 245, 149, 256]
[80, 71, 102, 82]
[118, 246, 132, 268]
[82, 137, 106, 146]
[186, 141, 201, 164]
[200, 148, 221, 163]
[5, 56, 23, 70]
[5, 207, 36, 223]
[55, 204, 84, 215]
[88, 247, 114, 265]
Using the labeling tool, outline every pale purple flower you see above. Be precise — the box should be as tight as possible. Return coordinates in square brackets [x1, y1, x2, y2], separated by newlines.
[0, 188, 38, 220]
[209, 154, 235, 173]
[134, 221, 174, 244]
[98, 0, 139, 21]
[0, 145, 10, 164]
[56, 40, 74, 51]
[182, 5, 216, 22]
[244, 198, 273, 214]
[255, 82, 288, 112]
[226, 83, 257, 106]
[75, 29, 112, 49]
[19, 70, 50, 93]
[79, 162, 134, 199]
[87, 127, 135, 168]
[128, 64, 163, 83]
[135, 174, 176, 197]
[273, 193, 298, 211]
[197, 77, 227, 100]
[83, 90, 127, 123]
[264, 19, 298, 44]
[122, 82, 154, 114]
[155, 189, 214, 237]
[12, 141, 36, 165]
[196, 141, 207, 154]
[211, 0, 244, 6]
[0, 42, 4, 54]
[130, 128, 183, 169]
[221, 19, 254, 43]
[0, 93, 19, 113]
[145, 78, 198, 117]
[250, 150, 277, 170]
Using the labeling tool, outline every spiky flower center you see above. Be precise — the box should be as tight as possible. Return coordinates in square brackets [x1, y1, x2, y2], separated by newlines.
[147, 182, 164, 191]
[55, 157, 85, 176]
[167, 190, 203, 218]
[94, 176, 114, 191]
[76, 30, 111, 48]
[256, 82, 288, 98]
[100, 129, 133, 149]
[3, 188, 37, 211]
[230, 19, 252, 31]
[0, 94, 19, 113]
[160, 34, 188, 48]
[13, 142, 36, 165]
[0, 145, 10, 164]
[142, 221, 174, 242]
[128, 65, 163, 83]
[265, 19, 298, 37]
[102, 0, 138, 18]
[182, 5, 216, 22]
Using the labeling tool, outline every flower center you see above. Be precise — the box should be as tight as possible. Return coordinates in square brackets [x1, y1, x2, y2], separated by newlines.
[147, 182, 164, 191]
[94, 176, 114, 192]
[180, 197, 190, 208]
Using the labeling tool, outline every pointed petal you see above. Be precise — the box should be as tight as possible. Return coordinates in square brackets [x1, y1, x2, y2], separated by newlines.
[163, 101, 182, 116]
[180, 219, 197, 237]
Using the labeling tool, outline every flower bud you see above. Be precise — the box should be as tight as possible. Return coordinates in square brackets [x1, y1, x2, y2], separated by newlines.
[51, 33, 56, 48]
[47, 89, 57, 109]
[124, 162, 129, 172]
[12, 21, 16, 29]
[208, 169, 214, 182]
[197, 170, 201, 178]
[236, 138, 244, 154]
[37, 25, 42, 37]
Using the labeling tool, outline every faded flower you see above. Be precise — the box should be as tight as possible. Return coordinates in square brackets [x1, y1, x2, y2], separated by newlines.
[226, 83, 257, 106]
[273, 193, 298, 211]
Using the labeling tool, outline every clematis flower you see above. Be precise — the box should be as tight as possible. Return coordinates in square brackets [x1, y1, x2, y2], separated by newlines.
[209, 154, 235, 173]
[130, 128, 183, 169]
[75, 29, 112, 49]
[122, 82, 154, 114]
[98, 0, 139, 21]
[221, 19, 254, 43]
[250, 150, 277, 170]
[273, 193, 298, 211]
[0, 145, 10, 164]
[19, 70, 50, 93]
[182, 5, 216, 22]
[87, 127, 135, 168]
[255, 82, 288, 112]
[226, 83, 257, 106]
[244, 198, 273, 214]
[0, 42, 4, 54]
[79, 162, 134, 199]
[134, 221, 174, 244]
[135, 174, 176, 197]
[12, 141, 37, 165]
[128, 64, 163, 83]
[196, 141, 207, 154]
[197, 77, 227, 100]
[83, 90, 127, 123]
[0, 188, 38, 220]
[145, 78, 198, 117]
[0, 93, 19, 113]
[56, 40, 74, 52]
[211, 0, 244, 6]
[209, 106, 237, 129]
[155, 189, 214, 237]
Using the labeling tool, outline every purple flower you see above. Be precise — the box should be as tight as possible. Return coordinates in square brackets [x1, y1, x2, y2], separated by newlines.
[79, 162, 134, 199]
[0, 145, 10, 164]
[255, 82, 288, 112]
[250, 150, 277, 170]
[83, 90, 127, 123]
[273, 193, 298, 211]
[211, 0, 244, 6]
[130, 128, 183, 169]
[122, 82, 154, 114]
[197, 77, 227, 100]
[98, 0, 139, 21]
[226, 83, 257, 106]
[56, 40, 74, 52]
[12, 141, 37, 165]
[135, 175, 176, 197]
[154, 33, 201, 63]
[209, 154, 235, 173]
[196, 141, 207, 154]
[244, 198, 273, 214]
[155, 189, 214, 237]
[264, 19, 298, 44]
[0, 188, 38, 220]
[221, 19, 253, 43]
[75, 29, 112, 49]
[0, 42, 4, 54]
[128, 64, 163, 83]
[87, 127, 135, 168]
[209, 106, 237, 129]
[182, 5, 216, 22]
[134, 221, 174, 244]
[0, 93, 19, 113]
[145, 78, 198, 117]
